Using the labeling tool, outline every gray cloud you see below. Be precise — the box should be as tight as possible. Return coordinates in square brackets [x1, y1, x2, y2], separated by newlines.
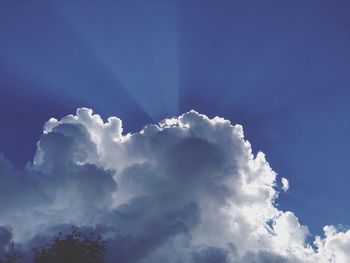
[192, 246, 230, 263]
[0, 226, 12, 253]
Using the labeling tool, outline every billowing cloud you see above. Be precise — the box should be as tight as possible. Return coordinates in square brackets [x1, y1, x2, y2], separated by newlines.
[0, 108, 349, 262]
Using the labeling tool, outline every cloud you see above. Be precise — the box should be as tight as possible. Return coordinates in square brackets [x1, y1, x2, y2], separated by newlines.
[0, 108, 349, 262]
[0, 226, 13, 253]
[281, 177, 289, 192]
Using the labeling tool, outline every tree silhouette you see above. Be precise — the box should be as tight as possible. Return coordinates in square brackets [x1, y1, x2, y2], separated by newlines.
[0, 242, 21, 263]
[32, 227, 106, 263]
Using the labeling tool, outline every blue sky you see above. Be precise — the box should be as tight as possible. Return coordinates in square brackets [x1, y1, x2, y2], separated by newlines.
[1, 0, 350, 239]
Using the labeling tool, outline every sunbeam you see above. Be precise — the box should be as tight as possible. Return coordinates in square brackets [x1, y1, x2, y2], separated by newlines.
[54, 1, 180, 120]
[1, 2, 350, 260]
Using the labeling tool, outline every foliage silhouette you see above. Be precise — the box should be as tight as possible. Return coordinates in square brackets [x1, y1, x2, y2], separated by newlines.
[0, 242, 21, 263]
[32, 227, 106, 263]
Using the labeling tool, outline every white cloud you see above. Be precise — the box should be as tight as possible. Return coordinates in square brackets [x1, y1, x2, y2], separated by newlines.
[281, 177, 289, 191]
[0, 108, 349, 262]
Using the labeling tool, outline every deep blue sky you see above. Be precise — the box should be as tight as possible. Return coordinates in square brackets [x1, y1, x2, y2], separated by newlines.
[1, 1, 349, 236]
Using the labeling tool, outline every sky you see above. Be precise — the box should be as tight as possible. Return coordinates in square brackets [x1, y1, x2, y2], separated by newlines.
[1, 1, 350, 262]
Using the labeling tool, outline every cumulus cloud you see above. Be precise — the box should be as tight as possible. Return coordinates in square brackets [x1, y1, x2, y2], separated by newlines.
[0, 108, 349, 262]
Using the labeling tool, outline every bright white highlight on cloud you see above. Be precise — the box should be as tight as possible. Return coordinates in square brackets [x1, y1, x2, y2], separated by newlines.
[0, 108, 349, 262]
[281, 177, 289, 192]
